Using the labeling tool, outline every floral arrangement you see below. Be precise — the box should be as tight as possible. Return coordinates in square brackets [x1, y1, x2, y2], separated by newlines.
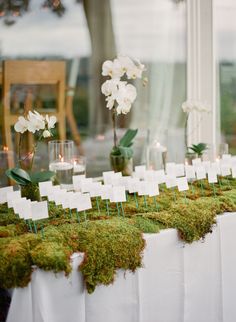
[6, 111, 57, 200]
[101, 55, 147, 172]
[181, 100, 210, 152]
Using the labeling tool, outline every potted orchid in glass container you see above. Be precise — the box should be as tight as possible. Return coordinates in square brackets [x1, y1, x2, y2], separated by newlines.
[101, 55, 147, 175]
[6, 111, 56, 201]
[182, 100, 210, 164]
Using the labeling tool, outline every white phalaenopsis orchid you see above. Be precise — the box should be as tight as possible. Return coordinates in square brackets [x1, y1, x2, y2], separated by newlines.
[14, 116, 29, 134]
[101, 55, 145, 115]
[14, 110, 57, 138]
[182, 100, 211, 114]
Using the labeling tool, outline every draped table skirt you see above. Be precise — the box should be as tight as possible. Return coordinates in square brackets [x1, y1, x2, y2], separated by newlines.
[6, 212, 236, 322]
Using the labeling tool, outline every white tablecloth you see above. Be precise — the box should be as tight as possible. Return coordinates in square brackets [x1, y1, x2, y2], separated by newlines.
[6, 212, 236, 322]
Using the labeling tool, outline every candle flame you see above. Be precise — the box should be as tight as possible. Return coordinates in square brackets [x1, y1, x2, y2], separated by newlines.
[59, 154, 64, 162]
[3, 146, 8, 151]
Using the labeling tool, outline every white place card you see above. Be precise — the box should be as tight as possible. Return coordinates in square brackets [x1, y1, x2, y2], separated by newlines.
[165, 175, 177, 189]
[103, 171, 115, 185]
[208, 168, 218, 183]
[220, 164, 231, 177]
[137, 181, 149, 196]
[39, 181, 53, 197]
[148, 182, 160, 197]
[69, 192, 82, 209]
[80, 178, 93, 193]
[128, 178, 140, 193]
[202, 161, 211, 172]
[232, 166, 236, 179]
[31, 201, 49, 221]
[54, 190, 67, 206]
[143, 170, 155, 182]
[89, 182, 102, 197]
[196, 166, 206, 180]
[77, 193, 92, 211]
[166, 163, 176, 176]
[111, 173, 123, 186]
[7, 190, 21, 208]
[101, 184, 112, 200]
[110, 186, 126, 203]
[18, 199, 32, 219]
[61, 192, 74, 209]
[185, 165, 196, 179]
[177, 177, 189, 192]
[192, 158, 202, 166]
[175, 164, 185, 177]
[47, 186, 61, 201]
[12, 197, 27, 214]
[155, 169, 166, 184]
[222, 154, 232, 161]
[120, 176, 132, 190]
[211, 162, 221, 175]
[0, 186, 14, 204]
[72, 174, 86, 191]
[134, 165, 146, 179]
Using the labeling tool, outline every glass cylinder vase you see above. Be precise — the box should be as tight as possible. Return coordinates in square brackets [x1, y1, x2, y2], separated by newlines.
[48, 140, 74, 189]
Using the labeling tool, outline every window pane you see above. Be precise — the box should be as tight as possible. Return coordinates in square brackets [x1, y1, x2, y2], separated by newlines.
[215, 0, 236, 154]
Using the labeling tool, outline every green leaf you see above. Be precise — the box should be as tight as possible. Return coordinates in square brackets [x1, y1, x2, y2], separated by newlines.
[5, 168, 31, 185]
[119, 146, 134, 159]
[119, 129, 138, 147]
[30, 171, 55, 183]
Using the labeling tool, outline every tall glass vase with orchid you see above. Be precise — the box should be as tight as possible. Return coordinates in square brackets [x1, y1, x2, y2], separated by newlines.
[101, 55, 147, 175]
[6, 111, 57, 201]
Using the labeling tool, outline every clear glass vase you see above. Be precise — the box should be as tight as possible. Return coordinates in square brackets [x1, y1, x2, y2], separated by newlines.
[110, 154, 133, 176]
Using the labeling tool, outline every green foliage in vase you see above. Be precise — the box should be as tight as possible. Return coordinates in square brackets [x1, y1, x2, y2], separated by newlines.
[6, 167, 55, 186]
[1, 180, 236, 292]
[188, 142, 208, 157]
[110, 128, 138, 159]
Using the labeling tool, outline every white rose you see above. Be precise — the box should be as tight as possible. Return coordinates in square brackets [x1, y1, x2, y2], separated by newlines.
[14, 116, 29, 133]
[42, 130, 51, 138]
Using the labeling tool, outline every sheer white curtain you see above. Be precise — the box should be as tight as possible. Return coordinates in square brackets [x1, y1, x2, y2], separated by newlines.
[111, 0, 187, 162]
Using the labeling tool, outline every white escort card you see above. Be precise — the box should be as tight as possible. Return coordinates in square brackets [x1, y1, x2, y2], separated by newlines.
[155, 169, 166, 184]
[165, 175, 177, 189]
[69, 192, 82, 209]
[7, 190, 21, 208]
[211, 162, 221, 175]
[54, 190, 67, 206]
[72, 174, 86, 191]
[148, 182, 160, 197]
[192, 158, 202, 166]
[39, 181, 53, 197]
[166, 163, 176, 176]
[134, 165, 146, 179]
[110, 186, 126, 203]
[0, 186, 13, 204]
[77, 193, 92, 211]
[175, 164, 185, 177]
[177, 177, 189, 192]
[80, 178, 93, 193]
[61, 192, 74, 209]
[137, 181, 149, 196]
[101, 184, 112, 200]
[220, 164, 231, 177]
[47, 186, 61, 201]
[208, 168, 218, 183]
[12, 197, 27, 214]
[18, 199, 32, 220]
[232, 166, 236, 179]
[185, 165, 196, 179]
[103, 171, 115, 185]
[196, 166, 206, 180]
[31, 201, 49, 221]
[128, 178, 140, 193]
[89, 182, 102, 197]
[202, 161, 211, 172]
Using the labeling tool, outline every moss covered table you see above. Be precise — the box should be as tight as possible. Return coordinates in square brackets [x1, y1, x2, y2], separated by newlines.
[2, 179, 236, 322]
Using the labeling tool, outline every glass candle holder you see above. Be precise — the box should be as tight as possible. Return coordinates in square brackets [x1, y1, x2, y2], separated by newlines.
[48, 140, 74, 188]
[146, 140, 167, 170]
[73, 156, 86, 176]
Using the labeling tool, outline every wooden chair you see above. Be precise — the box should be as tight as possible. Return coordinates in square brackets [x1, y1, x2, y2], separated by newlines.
[2, 60, 66, 167]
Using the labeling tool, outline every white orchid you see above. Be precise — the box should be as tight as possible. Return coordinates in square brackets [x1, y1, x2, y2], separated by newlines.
[27, 111, 45, 133]
[42, 130, 51, 138]
[102, 59, 124, 79]
[105, 96, 115, 110]
[45, 115, 57, 130]
[101, 79, 119, 97]
[14, 116, 29, 134]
